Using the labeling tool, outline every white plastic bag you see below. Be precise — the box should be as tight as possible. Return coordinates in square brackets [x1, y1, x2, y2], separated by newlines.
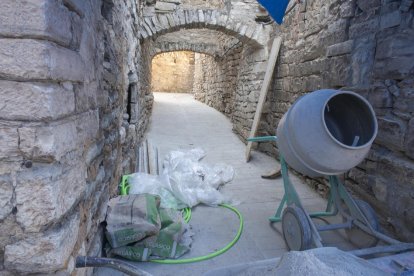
[129, 148, 235, 208]
[128, 173, 186, 209]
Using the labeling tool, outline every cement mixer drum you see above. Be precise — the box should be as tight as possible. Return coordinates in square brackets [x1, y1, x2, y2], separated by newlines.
[276, 89, 378, 177]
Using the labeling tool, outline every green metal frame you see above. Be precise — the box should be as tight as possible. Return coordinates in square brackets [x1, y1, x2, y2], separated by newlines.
[269, 157, 338, 222]
[247, 136, 337, 223]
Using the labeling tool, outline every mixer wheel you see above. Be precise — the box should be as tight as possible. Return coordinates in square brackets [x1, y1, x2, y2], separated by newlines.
[344, 200, 380, 248]
[282, 206, 312, 251]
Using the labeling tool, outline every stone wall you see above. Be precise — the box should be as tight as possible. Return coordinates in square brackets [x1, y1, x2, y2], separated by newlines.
[193, 44, 242, 115]
[0, 0, 152, 274]
[152, 51, 195, 93]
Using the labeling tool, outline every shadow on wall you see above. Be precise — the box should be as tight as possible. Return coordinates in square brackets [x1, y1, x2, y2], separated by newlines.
[151, 51, 196, 93]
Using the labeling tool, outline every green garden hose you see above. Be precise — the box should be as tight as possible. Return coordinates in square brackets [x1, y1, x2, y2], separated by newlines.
[150, 204, 243, 264]
[119, 175, 243, 264]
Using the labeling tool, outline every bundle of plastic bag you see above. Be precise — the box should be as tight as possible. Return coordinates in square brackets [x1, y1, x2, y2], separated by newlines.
[128, 173, 187, 209]
[128, 148, 235, 208]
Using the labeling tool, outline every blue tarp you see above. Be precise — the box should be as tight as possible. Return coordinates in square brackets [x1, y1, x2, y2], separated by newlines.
[257, 0, 291, 24]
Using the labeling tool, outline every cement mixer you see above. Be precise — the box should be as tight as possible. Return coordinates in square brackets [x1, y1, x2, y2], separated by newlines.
[247, 89, 414, 257]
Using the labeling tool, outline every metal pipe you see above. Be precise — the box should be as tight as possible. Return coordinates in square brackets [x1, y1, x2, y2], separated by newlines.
[353, 221, 401, 245]
[349, 243, 414, 257]
[309, 210, 337, 218]
[316, 222, 352, 232]
[75, 256, 153, 276]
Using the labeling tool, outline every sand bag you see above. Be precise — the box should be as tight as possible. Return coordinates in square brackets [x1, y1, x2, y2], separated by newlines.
[105, 194, 161, 248]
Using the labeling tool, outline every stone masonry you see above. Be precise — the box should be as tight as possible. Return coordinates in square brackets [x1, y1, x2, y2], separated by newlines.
[0, 0, 152, 274]
[193, 45, 242, 116]
[152, 51, 195, 93]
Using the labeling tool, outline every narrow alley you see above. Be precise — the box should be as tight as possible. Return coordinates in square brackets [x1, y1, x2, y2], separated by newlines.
[1, 0, 413, 275]
[97, 92, 355, 275]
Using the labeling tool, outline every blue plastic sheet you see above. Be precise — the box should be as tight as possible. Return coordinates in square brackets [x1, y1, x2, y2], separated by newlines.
[257, 0, 290, 24]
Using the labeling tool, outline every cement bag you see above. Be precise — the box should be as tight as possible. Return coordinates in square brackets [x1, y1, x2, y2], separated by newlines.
[105, 194, 161, 248]
[141, 209, 191, 259]
[107, 244, 151, 262]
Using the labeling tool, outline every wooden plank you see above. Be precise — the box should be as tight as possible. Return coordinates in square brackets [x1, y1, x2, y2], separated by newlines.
[147, 142, 157, 175]
[245, 37, 282, 162]
[155, 147, 160, 175]
[143, 140, 149, 174]
[138, 146, 144, 172]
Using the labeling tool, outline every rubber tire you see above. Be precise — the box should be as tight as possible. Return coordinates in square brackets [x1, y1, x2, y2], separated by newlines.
[344, 200, 380, 248]
[282, 206, 313, 251]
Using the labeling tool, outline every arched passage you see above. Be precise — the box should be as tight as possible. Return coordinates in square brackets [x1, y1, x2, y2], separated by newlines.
[139, 9, 268, 47]
[140, 15, 273, 139]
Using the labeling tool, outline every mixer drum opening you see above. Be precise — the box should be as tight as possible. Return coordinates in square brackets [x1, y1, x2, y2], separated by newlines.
[323, 93, 377, 148]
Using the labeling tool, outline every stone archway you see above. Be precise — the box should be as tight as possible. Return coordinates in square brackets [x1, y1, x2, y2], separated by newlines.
[139, 9, 268, 47]
[152, 41, 220, 58]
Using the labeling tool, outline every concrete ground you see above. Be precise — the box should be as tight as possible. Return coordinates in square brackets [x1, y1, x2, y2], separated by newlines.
[95, 92, 355, 276]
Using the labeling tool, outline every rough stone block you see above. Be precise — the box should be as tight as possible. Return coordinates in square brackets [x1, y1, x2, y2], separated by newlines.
[376, 151, 414, 189]
[0, 174, 13, 220]
[157, 14, 169, 29]
[0, 39, 85, 82]
[376, 30, 414, 59]
[15, 164, 85, 232]
[75, 82, 98, 113]
[63, 0, 87, 16]
[18, 121, 78, 162]
[0, 216, 24, 261]
[405, 118, 414, 159]
[5, 213, 80, 274]
[0, 0, 72, 46]
[376, 116, 407, 151]
[0, 81, 75, 121]
[373, 177, 388, 202]
[373, 30, 414, 76]
[17, 110, 99, 163]
[380, 10, 402, 29]
[155, 1, 177, 11]
[340, 1, 356, 18]
[374, 56, 414, 79]
[162, 0, 181, 4]
[357, 0, 381, 12]
[151, 16, 163, 32]
[400, 0, 414, 12]
[349, 19, 380, 39]
[368, 83, 393, 108]
[326, 55, 351, 87]
[76, 110, 100, 147]
[0, 127, 19, 159]
[350, 37, 376, 86]
[327, 40, 354, 57]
